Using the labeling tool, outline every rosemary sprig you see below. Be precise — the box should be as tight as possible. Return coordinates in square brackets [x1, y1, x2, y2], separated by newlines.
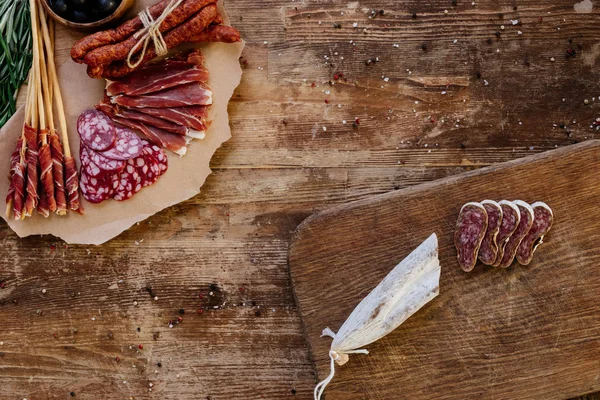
[0, 0, 32, 129]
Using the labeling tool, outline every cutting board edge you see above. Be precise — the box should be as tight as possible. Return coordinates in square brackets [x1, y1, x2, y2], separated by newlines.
[289, 140, 599, 252]
[287, 140, 600, 393]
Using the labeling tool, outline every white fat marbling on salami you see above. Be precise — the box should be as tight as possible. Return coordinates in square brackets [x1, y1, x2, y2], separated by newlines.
[516, 202, 553, 266]
[80, 171, 113, 204]
[113, 164, 142, 201]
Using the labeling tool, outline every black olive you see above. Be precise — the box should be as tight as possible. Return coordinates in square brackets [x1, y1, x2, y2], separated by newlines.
[95, 0, 119, 14]
[70, 9, 90, 23]
[68, 0, 89, 8]
[50, 0, 69, 16]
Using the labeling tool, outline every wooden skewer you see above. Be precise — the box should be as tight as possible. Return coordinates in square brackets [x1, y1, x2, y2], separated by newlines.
[30, 0, 42, 133]
[38, 5, 71, 158]
[37, 15, 53, 133]
[48, 19, 54, 114]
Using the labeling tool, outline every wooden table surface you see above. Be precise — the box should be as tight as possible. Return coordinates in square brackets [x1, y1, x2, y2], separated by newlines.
[2, 0, 599, 399]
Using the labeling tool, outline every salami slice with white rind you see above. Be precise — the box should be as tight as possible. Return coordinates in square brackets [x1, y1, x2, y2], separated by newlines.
[478, 200, 503, 265]
[516, 202, 553, 266]
[100, 127, 143, 161]
[492, 200, 521, 267]
[80, 172, 113, 204]
[454, 202, 488, 272]
[113, 163, 142, 201]
[497, 200, 534, 268]
[78, 109, 116, 151]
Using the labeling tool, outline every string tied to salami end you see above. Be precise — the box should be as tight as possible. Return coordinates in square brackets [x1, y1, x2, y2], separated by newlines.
[126, 0, 184, 69]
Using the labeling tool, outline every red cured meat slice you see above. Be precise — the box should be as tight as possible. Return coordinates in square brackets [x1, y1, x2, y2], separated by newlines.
[478, 200, 503, 265]
[105, 61, 209, 97]
[112, 82, 213, 108]
[516, 202, 554, 266]
[88, 147, 126, 173]
[497, 200, 534, 268]
[113, 163, 142, 201]
[146, 143, 168, 174]
[100, 127, 144, 160]
[454, 202, 488, 272]
[80, 172, 113, 204]
[117, 108, 188, 135]
[135, 105, 209, 131]
[78, 109, 116, 151]
[492, 200, 521, 267]
[113, 116, 187, 156]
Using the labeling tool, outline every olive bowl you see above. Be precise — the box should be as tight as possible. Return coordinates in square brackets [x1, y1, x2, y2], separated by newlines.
[41, 0, 136, 33]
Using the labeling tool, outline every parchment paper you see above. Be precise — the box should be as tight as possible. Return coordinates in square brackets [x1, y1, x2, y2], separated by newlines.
[0, 0, 244, 245]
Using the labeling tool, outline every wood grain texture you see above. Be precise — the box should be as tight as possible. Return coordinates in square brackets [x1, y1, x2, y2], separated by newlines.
[290, 141, 600, 400]
[3, 0, 600, 398]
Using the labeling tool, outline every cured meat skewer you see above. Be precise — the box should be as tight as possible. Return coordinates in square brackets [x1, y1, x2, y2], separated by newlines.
[35, 12, 57, 215]
[38, 2, 81, 213]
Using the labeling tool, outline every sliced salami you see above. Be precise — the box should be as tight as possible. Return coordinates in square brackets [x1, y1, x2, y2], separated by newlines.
[454, 202, 488, 272]
[78, 109, 116, 151]
[496, 200, 534, 268]
[100, 127, 143, 161]
[147, 143, 168, 175]
[88, 148, 126, 173]
[478, 200, 503, 265]
[113, 163, 142, 201]
[516, 202, 553, 266]
[80, 172, 113, 204]
[492, 200, 521, 267]
[130, 151, 160, 187]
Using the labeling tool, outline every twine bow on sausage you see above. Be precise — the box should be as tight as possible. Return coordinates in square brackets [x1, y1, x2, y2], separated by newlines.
[126, 0, 184, 69]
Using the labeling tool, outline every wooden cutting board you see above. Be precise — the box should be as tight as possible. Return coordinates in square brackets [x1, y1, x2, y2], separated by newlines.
[289, 140, 600, 400]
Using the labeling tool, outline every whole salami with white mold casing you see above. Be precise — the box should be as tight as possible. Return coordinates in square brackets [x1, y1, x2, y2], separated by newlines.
[454, 202, 488, 272]
[497, 200, 534, 268]
[478, 200, 503, 265]
[492, 200, 521, 267]
[516, 202, 554, 265]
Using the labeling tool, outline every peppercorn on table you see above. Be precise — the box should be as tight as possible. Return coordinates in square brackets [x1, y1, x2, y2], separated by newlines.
[1, 0, 600, 399]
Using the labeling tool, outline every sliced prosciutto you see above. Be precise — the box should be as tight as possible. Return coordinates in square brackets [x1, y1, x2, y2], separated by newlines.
[113, 116, 188, 156]
[105, 61, 209, 97]
[112, 82, 213, 108]
[136, 105, 210, 132]
[96, 101, 187, 136]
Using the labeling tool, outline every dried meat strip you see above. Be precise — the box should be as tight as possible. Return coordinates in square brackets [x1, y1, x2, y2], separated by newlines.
[70, 0, 171, 62]
[11, 159, 26, 220]
[112, 82, 213, 108]
[135, 105, 209, 132]
[454, 202, 488, 272]
[23, 124, 39, 217]
[105, 60, 209, 97]
[83, 0, 216, 67]
[492, 200, 521, 267]
[38, 128, 57, 213]
[49, 132, 68, 215]
[113, 116, 188, 156]
[78, 109, 117, 151]
[478, 200, 503, 265]
[64, 156, 81, 212]
[496, 200, 534, 268]
[516, 202, 553, 266]
[89, 4, 218, 78]
[6, 138, 23, 206]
